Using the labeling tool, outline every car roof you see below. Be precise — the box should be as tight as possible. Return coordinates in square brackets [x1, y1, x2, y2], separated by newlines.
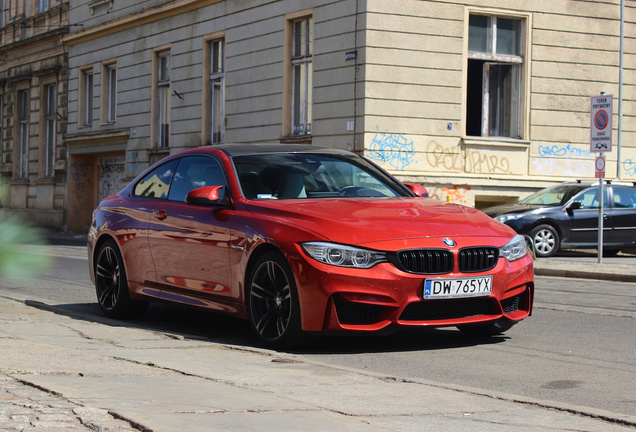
[202, 143, 356, 157]
[557, 180, 636, 188]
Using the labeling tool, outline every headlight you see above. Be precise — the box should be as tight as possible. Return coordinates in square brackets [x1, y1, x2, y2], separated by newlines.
[301, 242, 387, 269]
[495, 213, 524, 223]
[499, 234, 528, 262]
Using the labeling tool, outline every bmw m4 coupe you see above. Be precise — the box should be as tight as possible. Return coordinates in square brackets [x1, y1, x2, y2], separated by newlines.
[88, 144, 534, 348]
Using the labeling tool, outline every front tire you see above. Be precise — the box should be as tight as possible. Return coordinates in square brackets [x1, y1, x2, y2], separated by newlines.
[531, 224, 559, 257]
[94, 239, 147, 319]
[247, 251, 302, 348]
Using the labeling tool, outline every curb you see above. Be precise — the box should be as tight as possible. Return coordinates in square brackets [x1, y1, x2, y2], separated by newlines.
[533, 267, 636, 283]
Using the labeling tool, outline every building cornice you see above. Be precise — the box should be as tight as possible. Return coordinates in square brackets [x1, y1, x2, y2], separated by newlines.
[64, 0, 223, 46]
[0, 27, 69, 55]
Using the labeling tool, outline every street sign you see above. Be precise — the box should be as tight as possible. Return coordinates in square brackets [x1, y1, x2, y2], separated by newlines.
[590, 95, 613, 152]
[595, 154, 606, 178]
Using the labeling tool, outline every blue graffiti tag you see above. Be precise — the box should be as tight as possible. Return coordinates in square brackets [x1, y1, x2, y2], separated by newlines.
[538, 144, 590, 158]
[71, 162, 88, 182]
[367, 127, 415, 170]
[623, 159, 636, 177]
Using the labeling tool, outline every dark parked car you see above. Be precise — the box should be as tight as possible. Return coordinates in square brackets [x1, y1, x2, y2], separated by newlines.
[483, 181, 636, 257]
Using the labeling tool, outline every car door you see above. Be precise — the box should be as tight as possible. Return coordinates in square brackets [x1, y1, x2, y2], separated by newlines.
[147, 155, 236, 308]
[566, 187, 610, 246]
[124, 158, 180, 285]
[606, 186, 636, 247]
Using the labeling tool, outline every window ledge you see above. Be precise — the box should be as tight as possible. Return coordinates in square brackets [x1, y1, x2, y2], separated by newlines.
[35, 178, 56, 185]
[280, 135, 312, 144]
[462, 136, 530, 148]
[0, 164, 12, 175]
[9, 178, 29, 185]
[149, 148, 170, 155]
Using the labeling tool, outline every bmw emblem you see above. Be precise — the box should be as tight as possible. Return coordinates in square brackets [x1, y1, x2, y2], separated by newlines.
[443, 238, 456, 247]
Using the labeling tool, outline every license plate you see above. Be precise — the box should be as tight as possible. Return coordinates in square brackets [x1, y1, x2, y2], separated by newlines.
[424, 276, 492, 299]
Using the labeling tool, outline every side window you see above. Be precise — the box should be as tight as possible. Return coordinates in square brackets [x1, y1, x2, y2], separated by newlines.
[613, 187, 636, 208]
[168, 156, 226, 202]
[573, 188, 608, 209]
[133, 159, 178, 198]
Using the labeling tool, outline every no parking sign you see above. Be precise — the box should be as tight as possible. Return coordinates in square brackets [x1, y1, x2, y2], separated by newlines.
[595, 154, 606, 178]
[590, 95, 613, 152]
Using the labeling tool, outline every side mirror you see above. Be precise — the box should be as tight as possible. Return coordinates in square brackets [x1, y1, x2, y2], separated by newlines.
[404, 183, 429, 198]
[186, 186, 228, 207]
[566, 201, 582, 215]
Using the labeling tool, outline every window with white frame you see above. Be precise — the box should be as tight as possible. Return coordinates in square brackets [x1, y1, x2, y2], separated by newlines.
[37, 0, 48, 13]
[100, 61, 117, 124]
[466, 14, 524, 138]
[291, 16, 313, 136]
[18, 90, 29, 179]
[209, 39, 225, 144]
[80, 68, 93, 126]
[107, 65, 117, 122]
[157, 51, 170, 148]
[43, 83, 56, 177]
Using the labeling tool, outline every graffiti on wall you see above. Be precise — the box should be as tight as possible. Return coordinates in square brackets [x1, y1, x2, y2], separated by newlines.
[71, 162, 88, 182]
[427, 185, 472, 204]
[367, 127, 415, 170]
[532, 144, 592, 177]
[538, 144, 590, 158]
[99, 157, 126, 200]
[426, 141, 462, 171]
[425, 141, 512, 174]
[126, 151, 147, 175]
[623, 159, 636, 177]
[465, 150, 511, 174]
[70, 161, 90, 228]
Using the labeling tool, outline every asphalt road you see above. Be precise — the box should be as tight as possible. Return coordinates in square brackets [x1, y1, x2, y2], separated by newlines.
[1, 243, 634, 419]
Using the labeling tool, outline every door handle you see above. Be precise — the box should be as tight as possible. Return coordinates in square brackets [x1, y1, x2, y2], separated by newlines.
[153, 210, 167, 220]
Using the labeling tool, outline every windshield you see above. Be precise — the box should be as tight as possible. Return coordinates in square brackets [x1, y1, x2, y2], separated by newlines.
[233, 153, 408, 200]
[519, 184, 587, 206]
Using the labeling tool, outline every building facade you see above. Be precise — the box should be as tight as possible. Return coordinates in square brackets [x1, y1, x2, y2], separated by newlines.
[0, 0, 69, 227]
[3, 0, 634, 231]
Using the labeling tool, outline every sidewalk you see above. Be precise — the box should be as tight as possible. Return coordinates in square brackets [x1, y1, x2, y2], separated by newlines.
[533, 250, 636, 282]
[1, 295, 635, 431]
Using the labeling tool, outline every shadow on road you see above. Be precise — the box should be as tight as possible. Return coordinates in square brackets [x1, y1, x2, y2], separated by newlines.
[23, 299, 509, 355]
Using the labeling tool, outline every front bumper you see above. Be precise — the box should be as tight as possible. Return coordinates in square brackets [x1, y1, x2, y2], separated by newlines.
[287, 244, 534, 333]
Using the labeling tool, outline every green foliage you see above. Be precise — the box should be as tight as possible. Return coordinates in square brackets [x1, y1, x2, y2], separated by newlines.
[0, 217, 51, 279]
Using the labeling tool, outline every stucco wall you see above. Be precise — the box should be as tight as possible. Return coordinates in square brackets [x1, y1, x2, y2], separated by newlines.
[361, 0, 636, 206]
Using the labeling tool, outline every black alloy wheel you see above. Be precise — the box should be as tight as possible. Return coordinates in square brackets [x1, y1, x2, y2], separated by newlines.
[95, 239, 147, 318]
[247, 251, 302, 348]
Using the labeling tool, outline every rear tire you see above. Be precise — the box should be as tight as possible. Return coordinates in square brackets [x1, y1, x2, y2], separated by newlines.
[602, 248, 621, 257]
[531, 224, 559, 257]
[246, 251, 302, 349]
[94, 239, 147, 319]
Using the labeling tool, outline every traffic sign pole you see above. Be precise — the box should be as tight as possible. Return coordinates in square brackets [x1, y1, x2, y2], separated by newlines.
[591, 94, 613, 263]
[598, 178, 604, 263]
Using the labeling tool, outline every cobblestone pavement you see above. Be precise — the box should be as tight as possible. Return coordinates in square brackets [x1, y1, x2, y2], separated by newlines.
[0, 375, 138, 432]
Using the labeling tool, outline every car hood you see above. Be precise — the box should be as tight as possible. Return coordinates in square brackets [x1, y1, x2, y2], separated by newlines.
[246, 198, 514, 246]
[482, 203, 547, 217]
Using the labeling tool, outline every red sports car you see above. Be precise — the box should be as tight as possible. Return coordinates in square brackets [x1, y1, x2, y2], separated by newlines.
[88, 144, 534, 347]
